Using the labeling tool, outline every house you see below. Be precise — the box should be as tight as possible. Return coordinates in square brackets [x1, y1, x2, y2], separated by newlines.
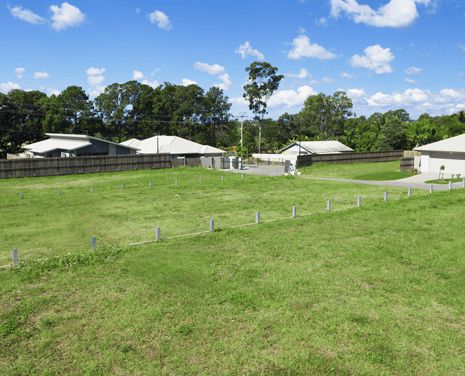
[414, 134, 465, 175]
[23, 133, 137, 158]
[280, 141, 353, 155]
[120, 135, 225, 157]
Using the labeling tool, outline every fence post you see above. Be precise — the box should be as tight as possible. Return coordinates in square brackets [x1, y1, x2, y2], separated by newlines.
[155, 227, 161, 241]
[255, 211, 260, 224]
[384, 192, 388, 201]
[90, 237, 97, 250]
[326, 200, 331, 211]
[56, 189, 60, 197]
[19, 192, 24, 200]
[175, 178, 179, 187]
[292, 206, 297, 218]
[241, 174, 244, 180]
[221, 175, 224, 182]
[357, 195, 362, 207]
[408, 188, 412, 197]
[121, 183, 124, 190]
[149, 181, 153, 188]
[12, 248, 19, 267]
[448, 181, 452, 191]
[90, 186, 94, 193]
[429, 184, 433, 194]
[210, 217, 215, 232]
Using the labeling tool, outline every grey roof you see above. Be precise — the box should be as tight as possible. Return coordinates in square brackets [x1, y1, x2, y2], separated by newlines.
[120, 136, 225, 155]
[414, 134, 465, 153]
[24, 133, 137, 154]
[280, 141, 353, 155]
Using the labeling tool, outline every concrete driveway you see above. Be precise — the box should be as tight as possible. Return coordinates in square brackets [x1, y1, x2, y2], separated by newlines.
[300, 173, 465, 191]
[233, 164, 286, 176]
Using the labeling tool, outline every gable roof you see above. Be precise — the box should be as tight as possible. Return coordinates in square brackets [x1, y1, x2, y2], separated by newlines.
[120, 135, 225, 155]
[414, 134, 465, 153]
[24, 133, 137, 154]
[280, 141, 353, 155]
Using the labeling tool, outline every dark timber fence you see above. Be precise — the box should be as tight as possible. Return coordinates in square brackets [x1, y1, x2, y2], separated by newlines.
[0, 154, 175, 179]
[296, 150, 404, 168]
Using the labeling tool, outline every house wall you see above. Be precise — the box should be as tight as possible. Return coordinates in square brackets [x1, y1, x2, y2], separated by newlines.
[424, 152, 465, 175]
[76, 139, 135, 156]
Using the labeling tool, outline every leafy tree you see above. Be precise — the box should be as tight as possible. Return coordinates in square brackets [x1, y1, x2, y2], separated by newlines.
[202, 87, 232, 146]
[243, 61, 283, 152]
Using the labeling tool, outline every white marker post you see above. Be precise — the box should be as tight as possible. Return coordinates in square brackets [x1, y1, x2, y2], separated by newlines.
[90, 237, 97, 250]
[255, 211, 261, 224]
[384, 192, 388, 201]
[448, 181, 452, 191]
[408, 188, 412, 198]
[12, 248, 19, 267]
[429, 185, 434, 194]
[326, 200, 331, 211]
[210, 218, 215, 233]
[155, 227, 161, 241]
[357, 195, 362, 207]
[292, 206, 297, 218]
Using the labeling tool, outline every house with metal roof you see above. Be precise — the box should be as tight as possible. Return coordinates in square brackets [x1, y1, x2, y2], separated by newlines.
[120, 135, 225, 156]
[414, 134, 465, 175]
[23, 133, 137, 158]
[280, 141, 353, 155]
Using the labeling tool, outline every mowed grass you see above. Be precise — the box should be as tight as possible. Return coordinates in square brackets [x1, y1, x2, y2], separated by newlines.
[0, 166, 421, 265]
[1, 188, 464, 374]
[301, 160, 414, 181]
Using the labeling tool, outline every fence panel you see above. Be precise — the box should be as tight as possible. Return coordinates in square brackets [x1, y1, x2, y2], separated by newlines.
[296, 150, 404, 168]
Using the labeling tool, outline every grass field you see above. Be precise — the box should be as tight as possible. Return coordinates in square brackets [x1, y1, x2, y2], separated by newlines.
[301, 160, 414, 181]
[425, 178, 463, 184]
[1, 165, 464, 374]
[0, 166, 420, 265]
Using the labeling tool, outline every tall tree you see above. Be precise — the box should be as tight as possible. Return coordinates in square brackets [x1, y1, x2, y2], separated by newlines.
[202, 87, 232, 146]
[243, 61, 283, 153]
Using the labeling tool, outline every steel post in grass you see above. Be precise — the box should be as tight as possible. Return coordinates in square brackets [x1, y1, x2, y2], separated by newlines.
[12, 248, 19, 267]
[221, 175, 224, 182]
[90, 237, 97, 250]
[292, 206, 297, 218]
[408, 188, 412, 197]
[56, 189, 60, 197]
[121, 183, 124, 190]
[357, 195, 362, 207]
[210, 218, 215, 232]
[326, 200, 331, 211]
[175, 178, 179, 188]
[155, 227, 161, 241]
[149, 181, 153, 188]
[256, 211, 260, 224]
[449, 181, 452, 191]
[384, 192, 388, 201]
[241, 174, 244, 180]
[19, 192, 24, 200]
[430, 184, 434, 194]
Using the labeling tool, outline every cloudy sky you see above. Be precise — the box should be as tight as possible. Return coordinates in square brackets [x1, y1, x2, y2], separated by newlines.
[1, 0, 464, 118]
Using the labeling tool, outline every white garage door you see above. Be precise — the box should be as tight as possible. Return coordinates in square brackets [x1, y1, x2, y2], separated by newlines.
[420, 154, 430, 173]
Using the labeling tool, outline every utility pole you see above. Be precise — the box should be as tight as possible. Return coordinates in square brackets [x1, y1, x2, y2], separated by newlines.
[238, 113, 247, 149]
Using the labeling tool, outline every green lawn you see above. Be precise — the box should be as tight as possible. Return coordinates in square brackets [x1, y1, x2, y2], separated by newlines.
[301, 160, 414, 181]
[0, 167, 418, 265]
[425, 178, 463, 185]
[1, 180, 464, 374]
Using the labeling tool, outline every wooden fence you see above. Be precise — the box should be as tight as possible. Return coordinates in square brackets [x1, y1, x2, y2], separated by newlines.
[0, 154, 174, 179]
[296, 150, 404, 168]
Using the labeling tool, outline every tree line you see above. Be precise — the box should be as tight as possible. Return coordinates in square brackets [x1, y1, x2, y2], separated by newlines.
[1, 61, 465, 158]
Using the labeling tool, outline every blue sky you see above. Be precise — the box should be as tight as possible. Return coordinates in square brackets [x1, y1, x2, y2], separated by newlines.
[1, 0, 464, 118]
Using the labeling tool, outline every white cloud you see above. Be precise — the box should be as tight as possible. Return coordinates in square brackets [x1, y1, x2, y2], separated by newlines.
[268, 85, 316, 108]
[50, 2, 86, 31]
[33, 71, 49, 79]
[235, 41, 265, 60]
[15, 67, 25, 79]
[181, 78, 198, 86]
[86, 67, 105, 90]
[215, 73, 232, 91]
[0, 81, 21, 93]
[288, 35, 336, 60]
[350, 44, 394, 74]
[321, 76, 335, 84]
[405, 66, 423, 75]
[340, 71, 354, 79]
[287, 68, 311, 80]
[366, 88, 428, 107]
[133, 70, 144, 80]
[194, 62, 225, 75]
[346, 88, 366, 99]
[330, 0, 431, 28]
[315, 17, 328, 26]
[405, 78, 416, 84]
[148, 10, 172, 30]
[141, 79, 160, 88]
[9, 5, 45, 24]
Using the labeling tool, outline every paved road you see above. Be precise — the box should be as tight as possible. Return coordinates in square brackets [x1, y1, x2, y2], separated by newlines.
[300, 173, 465, 191]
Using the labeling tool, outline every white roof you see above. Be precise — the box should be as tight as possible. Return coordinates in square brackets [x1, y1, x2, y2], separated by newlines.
[414, 134, 465, 153]
[24, 133, 137, 154]
[281, 141, 353, 155]
[121, 135, 225, 155]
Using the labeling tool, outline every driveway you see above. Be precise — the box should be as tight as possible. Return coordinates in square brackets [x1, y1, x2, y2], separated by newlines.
[232, 164, 286, 176]
[300, 173, 465, 191]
